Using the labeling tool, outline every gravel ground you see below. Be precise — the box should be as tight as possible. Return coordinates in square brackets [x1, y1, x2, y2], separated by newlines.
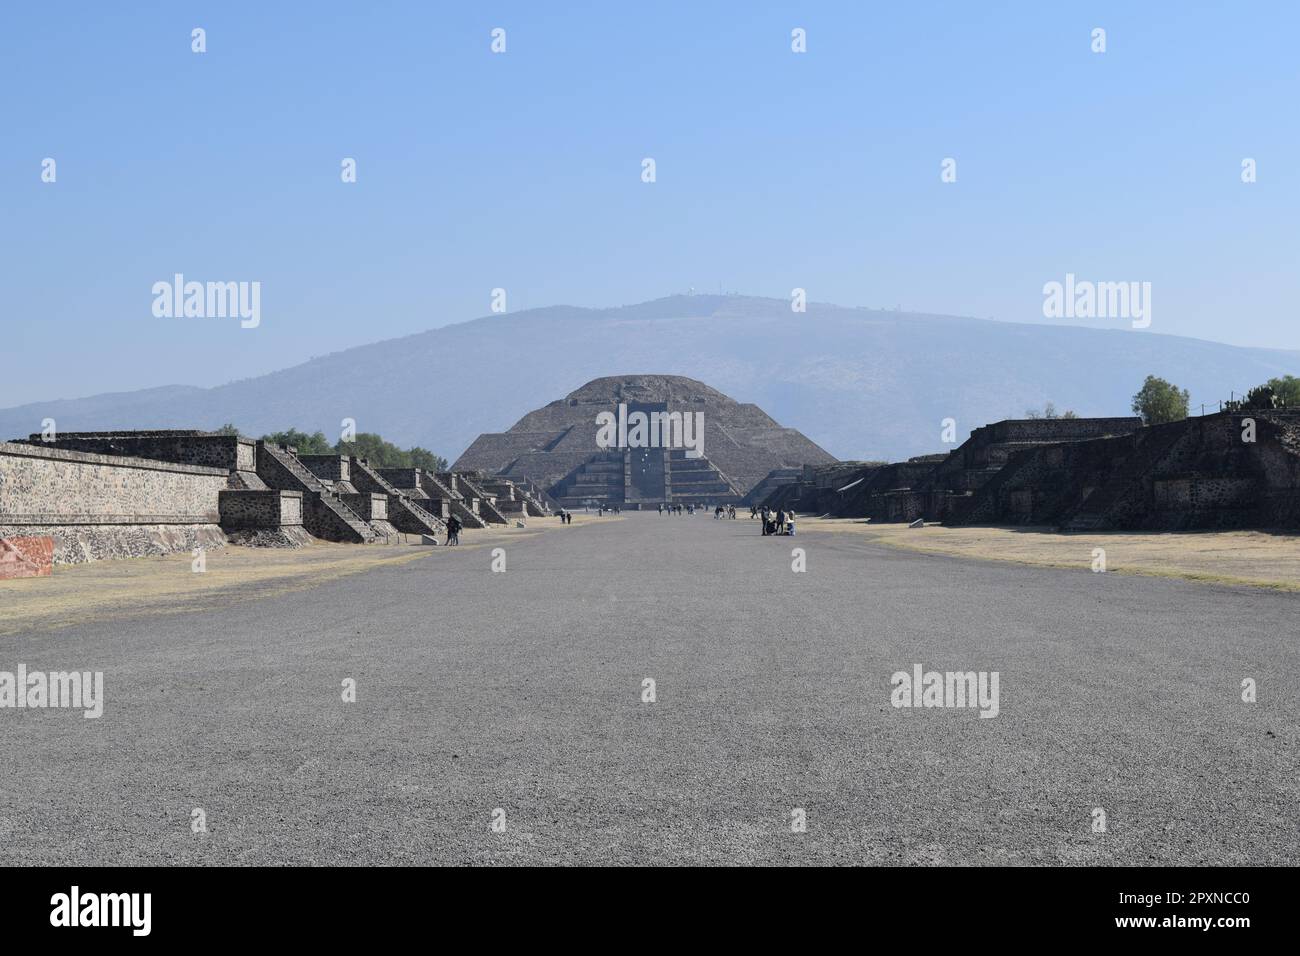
[1, 511, 1295, 865]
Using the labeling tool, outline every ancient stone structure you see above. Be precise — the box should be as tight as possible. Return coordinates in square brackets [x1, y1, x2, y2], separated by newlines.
[453, 375, 835, 508]
[467, 474, 552, 518]
[439, 472, 510, 524]
[957, 410, 1300, 530]
[0, 425, 559, 565]
[298, 455, 447, 539]
[0, 439, 228, 563]
[30, 429, 264, 488]
[764, 418, 1140, 520]
[219, 489, 310, 547]
[762, 411, 1300, 531]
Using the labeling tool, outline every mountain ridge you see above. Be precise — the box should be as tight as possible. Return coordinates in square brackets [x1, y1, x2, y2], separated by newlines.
[3, 295, 1296, 463]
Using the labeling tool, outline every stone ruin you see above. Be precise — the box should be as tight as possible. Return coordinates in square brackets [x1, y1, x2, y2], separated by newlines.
[453, 374, 836, 509]
[0, 429, 554, 565]
[8, 395, 1296, 569]
[760, 411, 1300, 531]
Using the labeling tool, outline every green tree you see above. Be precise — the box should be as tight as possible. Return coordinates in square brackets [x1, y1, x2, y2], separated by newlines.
[262, 428, 333, 454]
[211, 423, 241, 436]
[407, 447, 449, 472]
[335, 431, 411, 466]
[1265, 375, 1300, 406]
[1131, 375, 1190, 425]
[258, 427, 447, 468]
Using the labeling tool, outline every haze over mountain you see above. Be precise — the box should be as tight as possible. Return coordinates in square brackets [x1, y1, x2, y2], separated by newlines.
[3, 295, 1297, 463]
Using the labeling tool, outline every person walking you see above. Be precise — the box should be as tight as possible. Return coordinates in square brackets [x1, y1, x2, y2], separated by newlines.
[446, 514, 462, 545]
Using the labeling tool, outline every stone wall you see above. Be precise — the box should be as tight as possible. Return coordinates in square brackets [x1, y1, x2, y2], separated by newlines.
[298, 455, 351, 485]
[339, 493, 388, 522]
[0, 440, 228, 564]
[219, 490, 304, 529]
[953, 411, 1300, 531]
[30, 430, 256, 473]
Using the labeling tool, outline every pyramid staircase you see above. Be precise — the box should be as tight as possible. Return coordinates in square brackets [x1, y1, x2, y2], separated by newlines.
[255, 442, 379, 543]
[348, 458, 447, 538]
[1063, 426, 1190, 531]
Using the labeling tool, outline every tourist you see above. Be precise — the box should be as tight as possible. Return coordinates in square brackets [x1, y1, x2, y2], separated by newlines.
[658, 503, 663, 515]
[446, 514, 462, 546]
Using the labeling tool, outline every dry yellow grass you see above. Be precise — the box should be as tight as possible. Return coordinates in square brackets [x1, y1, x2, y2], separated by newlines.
[0, 516, 597, 635]
[799, 517, 1300, 590]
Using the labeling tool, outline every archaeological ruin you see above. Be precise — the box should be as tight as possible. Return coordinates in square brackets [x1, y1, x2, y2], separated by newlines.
[759, 410, 1300, 531]
[452, 374, 836, 509]
[0, 428, 554, 564]
[4, 376, 1298, 568]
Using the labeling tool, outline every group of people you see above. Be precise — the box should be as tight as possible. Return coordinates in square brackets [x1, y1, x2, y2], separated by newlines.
[445, 514, 462, 545]
[756, 506, 795, 536]
[596, 505, 622, 516]
[557, 510, 573, 524]
[657, 503, 695, 515]
[714, 505, 737, 519]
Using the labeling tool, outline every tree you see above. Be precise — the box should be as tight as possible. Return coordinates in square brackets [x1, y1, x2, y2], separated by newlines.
[408, 447, 449, 472]
[211, 423, 241, 436]
[262, 428, 333, 454]
[1265, 375, 1300, 407]
[1131, 375, 1189, 425]
[336, 432, 414, 467]
[259, 427, 447, 468]
[1024, 402, 1077, 420]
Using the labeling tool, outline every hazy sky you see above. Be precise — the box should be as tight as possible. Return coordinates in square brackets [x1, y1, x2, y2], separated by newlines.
[3, 1, 1297, 408]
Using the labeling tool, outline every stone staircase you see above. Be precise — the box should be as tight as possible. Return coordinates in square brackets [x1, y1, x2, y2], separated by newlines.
[552, 453, 624, 507]
[1062, 426, 1189, 531]
[430, 473, 493, 528]
[453, 474, 511, 524]
[255, 442, 379, 543]
[349, 458, 447, 538]
[665, 450, 743, 505]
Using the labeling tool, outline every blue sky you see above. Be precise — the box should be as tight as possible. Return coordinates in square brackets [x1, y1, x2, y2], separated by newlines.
[2, 1, 1297, 408]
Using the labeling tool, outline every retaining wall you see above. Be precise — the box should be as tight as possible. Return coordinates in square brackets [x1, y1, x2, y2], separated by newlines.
[0, 440, 227, 564]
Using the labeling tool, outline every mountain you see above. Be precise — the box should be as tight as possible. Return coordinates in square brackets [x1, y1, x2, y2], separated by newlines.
[2, 295, 1296, 462]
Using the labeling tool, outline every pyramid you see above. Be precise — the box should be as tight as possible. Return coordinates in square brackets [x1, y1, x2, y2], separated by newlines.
[452, 375, 836, 507]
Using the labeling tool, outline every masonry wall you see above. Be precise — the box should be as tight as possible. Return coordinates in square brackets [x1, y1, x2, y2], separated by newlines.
[0, 440, 228, 563]
[298, 455, 351, 484]
[31, 431, 255, 473]
[219, 490, 304, 529]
